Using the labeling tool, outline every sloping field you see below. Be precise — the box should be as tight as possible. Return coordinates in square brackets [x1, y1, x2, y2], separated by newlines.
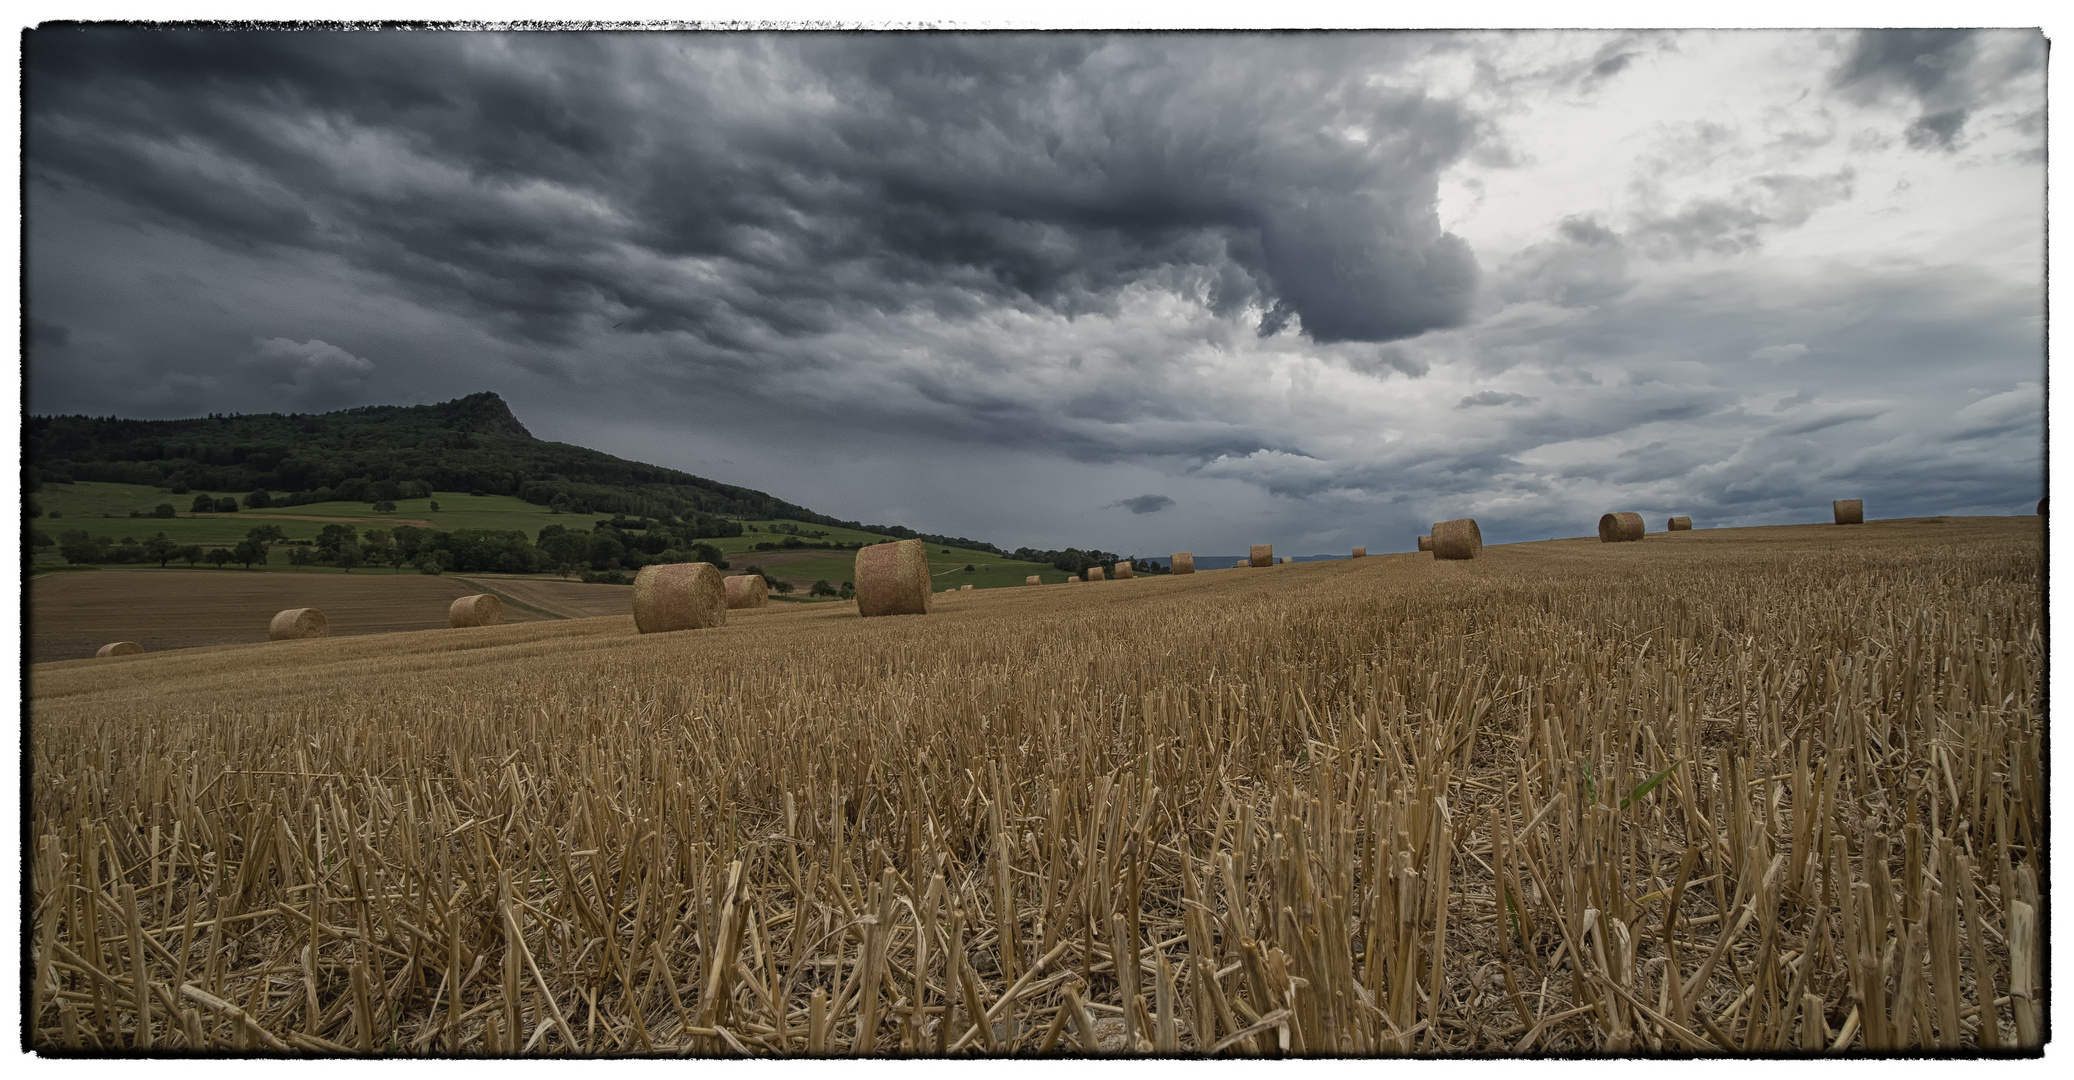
[447, 575, 633, 620]
[26, 517, 2042, 1054]
[26, 570, 559, 663]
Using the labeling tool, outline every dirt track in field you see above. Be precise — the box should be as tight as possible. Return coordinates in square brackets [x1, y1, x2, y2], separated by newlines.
[25, 570, 568, 663]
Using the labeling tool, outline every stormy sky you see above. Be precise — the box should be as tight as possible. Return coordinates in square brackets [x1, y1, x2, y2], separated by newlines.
[23, 28, 2047, 555]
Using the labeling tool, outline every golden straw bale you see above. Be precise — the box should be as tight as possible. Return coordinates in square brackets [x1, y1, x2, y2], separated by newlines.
[1667, 517, 1693, 531]
[1249, 544, 1272, 567]
[1171, 553, 1195, 574]
[95, 642, 144, 658]
[1026, 575, 1042, 585]
[1351, 547, 1366, 558]
[1432, 519, 1482, 560]
[268, 608, 328, 640]
[1597, 512, 1645, 543]
[1833, 499, 1864, 525]
[631, 562, 728, 633]
[448, 593, 504, 628]
[853, 539, 933, 617]
[1417, 535, 1434, 552]
[723, 574, 770, 610]
[960, 584, 973, 591]
[1088, 566, 1107, 581]
[1114, 561, 1133, 580]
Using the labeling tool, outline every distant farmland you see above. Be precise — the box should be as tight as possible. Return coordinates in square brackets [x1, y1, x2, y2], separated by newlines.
[27, 517, 2042, 1054]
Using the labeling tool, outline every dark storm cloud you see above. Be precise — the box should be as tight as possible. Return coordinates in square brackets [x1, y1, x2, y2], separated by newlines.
[26, 30, 1483, 373]
[1111, 494, 1176, 514]
[1831, 29, 2044, 150]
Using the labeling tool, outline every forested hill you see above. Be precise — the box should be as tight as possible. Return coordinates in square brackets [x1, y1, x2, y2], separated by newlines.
[25, 392, 1004, 552]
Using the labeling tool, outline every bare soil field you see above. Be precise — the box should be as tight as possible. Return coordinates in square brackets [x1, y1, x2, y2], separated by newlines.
[25, 570, 557, 663]
[26, 517, 2043, 1055]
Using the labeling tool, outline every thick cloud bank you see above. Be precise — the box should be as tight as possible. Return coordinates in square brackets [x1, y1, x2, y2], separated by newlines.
[25, 30, 2045, 553]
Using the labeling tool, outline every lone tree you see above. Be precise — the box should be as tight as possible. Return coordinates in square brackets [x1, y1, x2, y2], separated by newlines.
[232, 537, 267, 569]
[809, 579, 837, 597]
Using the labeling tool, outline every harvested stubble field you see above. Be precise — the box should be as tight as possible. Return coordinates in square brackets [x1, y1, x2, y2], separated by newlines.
[25, 571, 567, 664]
[26, 517, 2042, 1055]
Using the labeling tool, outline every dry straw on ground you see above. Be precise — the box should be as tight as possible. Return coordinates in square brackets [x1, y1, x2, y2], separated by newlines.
[26, 518, 2041, 1056]
[1114, 563, 1132, 580]
[1599, 513, 1646, 544]
[94, 642, 143, 658]
[448, 594, 505, 628]
[961, 585, 974, 591]
[1249, 545, 1273, 568]
[266, 608, 328, 641]
[1431, 519, 1483, 560]
[632, 562, 728, 633]
[725, 576, 771, 610]
[1088, 566, 1107, 582]
[854, 540, 932, 617]
[1668, 517, 1693, 531]
[1351, 548, 1366, 559]
[1172, 554, 1195, 575]
[1026, 576, 1042, 586]
[1418, 535, 1434, 552]
[1835, 500, 1865, 525]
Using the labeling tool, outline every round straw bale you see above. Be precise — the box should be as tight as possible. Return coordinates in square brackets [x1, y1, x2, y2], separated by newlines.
[723, 574, 770, 609]
[1667, 516, 1692, 531]
[631, 562, 728, 633]
[1249, 544, 1272, 567]
[1026, 575, 1041, 585]
[960, 584, 973, 591]
[1833, 499, 1864, 525]
[1171, 553, 1195, 574]
[269, 608, 328, 640]
[853, 539, 933, 617]
[1417, 534, 1434, 552]
[1598, 512, 1645, 543]
[1351, 547, 1366, 559]
[95, 641, 144, 658]
[448, 593, 504, 628]
[1431, 518, 1482, 560]
[1088, 565, 1107, 581]
[1114, 561, 1132, 579]
[1279, 556, 1292, 565]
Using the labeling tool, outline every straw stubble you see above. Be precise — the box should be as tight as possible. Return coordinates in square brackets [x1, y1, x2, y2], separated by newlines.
[24, 517, 2040, 1057]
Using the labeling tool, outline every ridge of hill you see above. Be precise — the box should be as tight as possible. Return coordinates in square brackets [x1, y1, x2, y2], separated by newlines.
[25, 392, 1030, 557]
